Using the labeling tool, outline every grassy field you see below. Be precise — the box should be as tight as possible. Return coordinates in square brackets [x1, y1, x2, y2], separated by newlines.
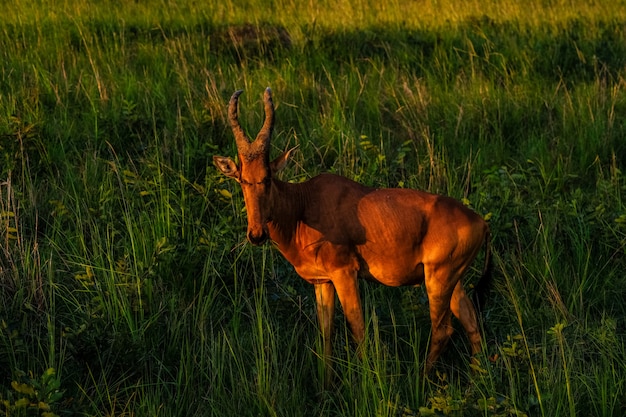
[1, 0, 626, 415]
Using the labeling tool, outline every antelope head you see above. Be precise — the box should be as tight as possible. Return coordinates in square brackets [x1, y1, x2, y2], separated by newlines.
[213, 88, 294, 245]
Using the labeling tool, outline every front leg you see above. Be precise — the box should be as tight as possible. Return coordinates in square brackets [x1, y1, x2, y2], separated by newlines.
[314, 282, 336, 359]
[332, 270, 365, 346]
[314, 282, 336, 387]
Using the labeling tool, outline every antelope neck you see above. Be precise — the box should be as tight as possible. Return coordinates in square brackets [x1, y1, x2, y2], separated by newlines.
[267, 178, 308, 245]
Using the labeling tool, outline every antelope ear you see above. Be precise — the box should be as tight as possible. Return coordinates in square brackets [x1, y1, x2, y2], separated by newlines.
[213, 155, 240, 180]
[270, 146, 298, 174]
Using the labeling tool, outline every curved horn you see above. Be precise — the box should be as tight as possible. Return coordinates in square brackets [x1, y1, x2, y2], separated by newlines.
[228, 90, 251, 151]
[252, 87, 275, 152]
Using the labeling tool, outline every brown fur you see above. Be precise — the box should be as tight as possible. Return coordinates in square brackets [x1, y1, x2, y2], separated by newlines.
[214, 89, 491, 384]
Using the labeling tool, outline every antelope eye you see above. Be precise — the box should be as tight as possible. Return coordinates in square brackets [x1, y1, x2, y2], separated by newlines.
[240, 177, 270, 186]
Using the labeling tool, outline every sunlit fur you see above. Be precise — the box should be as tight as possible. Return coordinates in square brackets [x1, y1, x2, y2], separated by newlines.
[214, 89, 492, 384]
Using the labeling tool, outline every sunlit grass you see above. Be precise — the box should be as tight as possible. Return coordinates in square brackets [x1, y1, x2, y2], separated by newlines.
[2, 0, 624, 31]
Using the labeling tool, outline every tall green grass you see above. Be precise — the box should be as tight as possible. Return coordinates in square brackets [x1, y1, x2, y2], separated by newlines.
[1, 0, 625, 415]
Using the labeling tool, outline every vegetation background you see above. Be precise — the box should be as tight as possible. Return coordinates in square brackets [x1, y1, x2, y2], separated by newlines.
[1, 0, 625, 415]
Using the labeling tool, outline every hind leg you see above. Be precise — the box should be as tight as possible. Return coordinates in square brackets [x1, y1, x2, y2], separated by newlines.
[425, 299, 455, 374]
[450, 281, 482, 356]
[424, 266, 458, 374]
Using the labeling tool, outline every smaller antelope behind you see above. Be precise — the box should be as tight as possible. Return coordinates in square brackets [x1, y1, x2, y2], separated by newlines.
[214, 88, 492, 383]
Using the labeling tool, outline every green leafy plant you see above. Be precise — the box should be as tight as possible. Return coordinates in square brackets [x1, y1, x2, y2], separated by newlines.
[0, 368, 64, 417]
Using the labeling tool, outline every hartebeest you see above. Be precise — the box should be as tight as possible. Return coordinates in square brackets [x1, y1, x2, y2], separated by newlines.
[214, 88, 492, 379]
